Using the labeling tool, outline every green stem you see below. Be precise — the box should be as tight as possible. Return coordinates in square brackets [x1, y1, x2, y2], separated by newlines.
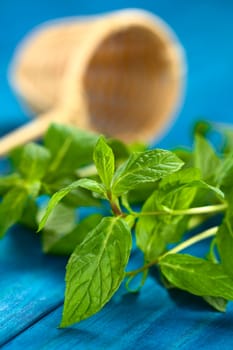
[110, 201, 123, 216]
[125, 226, 218, 277]
[133, 203, 227, 217]
[107, 192, 123, 217]
[161, 226, 218, 257]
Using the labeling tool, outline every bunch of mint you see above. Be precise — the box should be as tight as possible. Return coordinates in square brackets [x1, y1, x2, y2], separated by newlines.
[1, 122, 233, 327]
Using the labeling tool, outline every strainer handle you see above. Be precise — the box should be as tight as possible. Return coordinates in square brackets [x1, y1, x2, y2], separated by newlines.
[0, 112, 55, 157]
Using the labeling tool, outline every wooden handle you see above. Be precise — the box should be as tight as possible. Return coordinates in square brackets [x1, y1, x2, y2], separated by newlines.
[0, 113, 55, 157]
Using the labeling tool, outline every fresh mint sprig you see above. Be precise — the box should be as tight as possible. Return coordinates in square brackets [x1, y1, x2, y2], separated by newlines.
[1, 122, 233, 327]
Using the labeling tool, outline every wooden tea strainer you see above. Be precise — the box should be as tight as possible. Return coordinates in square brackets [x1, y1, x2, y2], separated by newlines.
[0, 9, 186, 156]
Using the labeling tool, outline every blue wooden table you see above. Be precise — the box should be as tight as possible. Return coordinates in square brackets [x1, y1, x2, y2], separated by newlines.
[1, 1, 233, 349]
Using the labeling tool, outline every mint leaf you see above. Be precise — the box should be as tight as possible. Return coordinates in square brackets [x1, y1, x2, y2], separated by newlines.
[159, 167, 201, 189]
[112, 149, 183, 196]
[194, 134, 220, 183]
[222, 129, 233, 154]
[173, 147, 193, 168]
[136, 169, 198, 260]
[62, 187, 101, 208]
[0, 174, 21, 195]
[44, 124, 98, 176]
[214, 152, 233, 189]
[19, 198, 38, 230]
[12, 143, 51, 181]
[42, 214, 102, 255]
[217, 208, 233, 279]
[196, 181, 225, 200]
[193, 120, 212, 137]
[60, 217, 132, 327]
[43, 177, 102, 207]
[203, 296, 227, 312]
[39, 203, 76, 240]
[127, 182, 158, 204]
[160, 254, 233, 300]
[38, 178, 105, 231]
[0, 187, 28, 237]
[107, 139, 130, 161]
[93, 136, 115, 190]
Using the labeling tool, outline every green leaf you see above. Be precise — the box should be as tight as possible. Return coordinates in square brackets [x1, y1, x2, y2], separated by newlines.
[112, 149, 184, 196]
[159, 167, 201, 191]
[62, 187, 101, 208]
[12, 143, 51, 181]
[194, 134, 220, 183]
[222, 129, 233, 154]
[128, 142, 148, 153]
[173, 147, 193, 168]
[44, 124, 98, 177]
[214, 152, 233, 189]
[42, 214, 102, 255]
[0, 187, 28, 237]
[204, 241, 228, 312]
[0, 174, 21, 196]
[93, 136, 115, 189]
[42, 176, 102, 207]
[19, 198, 38, 230]
[136, 168, 199, 260]
[203, 296, 227, 312]
[216, 208, 233, 279]
[160, 254, 233, 300]
[196, 181, 225, 200]
[39, 203, 76, 238]
[60, 217, 132, 327]
[193, 119, 212, 137]
[38, 178, 105, 231]
[123, 215, 136, 230]
[107, 139, 130, 161]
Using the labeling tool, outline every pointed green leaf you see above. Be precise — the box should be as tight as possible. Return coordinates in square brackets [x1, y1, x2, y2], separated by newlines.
[60, 217, 132, 327]
[136, 169, 198, 260]
[160, 254, 233, 300]
[112, 149, 184, 196]
[19, 198, 38, 230]
[222, 129, 233, 154]
[217, 207, 233, 279]
[38, 178, 105, 231]
[107, 139, 130, 160]
[93, 136, 115, 189]
[214, 152, 233, 189]
[44, 124, 98, 176]
[12, 143, 51, 181]
[203, 296, 227, 312]
[0, 174, 21, 195]
[0, 187, 28, 237]
[42, 214, 102, 255]
[194, 135, 220, 183]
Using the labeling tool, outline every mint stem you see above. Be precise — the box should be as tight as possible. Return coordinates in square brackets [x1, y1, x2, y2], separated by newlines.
[125, 226, 218, 277]
[107, 192, 123, 217]
[133, 203, 227, 217]
[162, 226, 218, 257]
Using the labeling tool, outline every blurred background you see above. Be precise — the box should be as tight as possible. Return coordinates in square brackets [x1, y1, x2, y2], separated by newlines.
[0, 0, 233, 148]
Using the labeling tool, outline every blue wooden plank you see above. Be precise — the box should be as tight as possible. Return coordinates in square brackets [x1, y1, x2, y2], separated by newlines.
[0, 227, 67, 346]
[3, 277, 233, 350]
[1, 233, 232, 349]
